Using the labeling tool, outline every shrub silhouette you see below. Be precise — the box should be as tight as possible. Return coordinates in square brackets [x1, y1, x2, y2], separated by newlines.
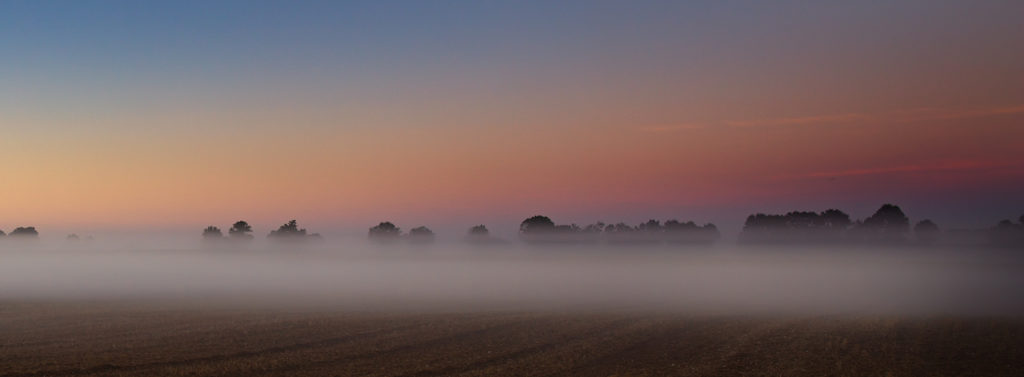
[66, 234, 79, 241]
[0, 229, 5, 237]
[202, 226, 223, 239]
[913, 220, 940, 245]
[7, 227, 38, 239]
[10, 227, 39, 238]
[229, 221, 254, 240]
[408, 226, 435, 243]
[466, 224, 505, 244]
[468, 225, 489, 236]
[268, 220, 309, 238]
[369, 222, 401, 240]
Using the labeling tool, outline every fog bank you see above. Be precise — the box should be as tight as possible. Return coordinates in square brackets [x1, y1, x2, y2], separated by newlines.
[1, 241, 1022, 315]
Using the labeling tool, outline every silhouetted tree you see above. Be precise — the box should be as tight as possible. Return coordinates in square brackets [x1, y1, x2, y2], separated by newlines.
[268, 220, 308, 238]
[465, 224, 504, 244]
[520, 215, 555, 234]
[637, 219, 662, 233]
[519, 216, 586, 243]
[408, 226, 435, 243]
[820, 209, 852, 231]
[913, 219, 940, 245]
[468, 225, 489, 236]
[369, 221, 401, 240]
[229, 221, 254, 240]
[9, 227, 39, 238]
[0, 229, 5, 237]
[203, 226, 223, 239]
[858, 204, 910, 242]
[66, 234, 79, 241]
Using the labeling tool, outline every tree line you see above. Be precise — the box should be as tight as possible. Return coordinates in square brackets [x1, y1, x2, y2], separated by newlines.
[738, 204, 1023, 248]
[4, 203, 1023, 250]
[517, 216, 720, 244]
[0, 227, 39, 238]
[202, 220, 322, 242]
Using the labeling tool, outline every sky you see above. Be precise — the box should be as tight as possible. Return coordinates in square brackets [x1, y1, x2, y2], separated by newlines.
[1, 0, 1022, 238]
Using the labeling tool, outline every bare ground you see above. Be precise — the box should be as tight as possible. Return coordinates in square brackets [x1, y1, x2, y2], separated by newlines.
[2, 302, 1023, 376]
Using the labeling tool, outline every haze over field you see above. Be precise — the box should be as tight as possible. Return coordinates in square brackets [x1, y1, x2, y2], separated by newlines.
[1, 241, 1022, 316]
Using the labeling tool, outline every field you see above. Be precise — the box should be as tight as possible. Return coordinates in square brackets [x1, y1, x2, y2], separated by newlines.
[3, 302, 1024, 377]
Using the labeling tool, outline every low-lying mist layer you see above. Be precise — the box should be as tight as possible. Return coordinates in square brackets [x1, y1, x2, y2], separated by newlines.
[1, 240, 1022, 316]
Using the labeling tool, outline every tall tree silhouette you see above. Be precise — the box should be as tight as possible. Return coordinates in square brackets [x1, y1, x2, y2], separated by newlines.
[229, 221, 254, 239]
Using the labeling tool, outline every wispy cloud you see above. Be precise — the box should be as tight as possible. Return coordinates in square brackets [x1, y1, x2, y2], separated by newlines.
[886, 104, 1024, 123]
[723, 113, 869, 128]
[639, 124, 706, 132]
[792, 160, 1023, 180]
[640, 103, 1024, 133]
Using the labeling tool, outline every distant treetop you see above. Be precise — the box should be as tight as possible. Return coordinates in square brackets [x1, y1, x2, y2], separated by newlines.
[369, 221, 401, 240]
[914, 219, 940, 244]
[10, 227, 39, 238]
[229, 221, 254, 239]
[468, 224, 489, 236]
[410, 226, 434, 235]
[408, 226, 435, 243]
[202, 226, 223, 239]
[268, 220, 309, 238]
[520, 215, 555, 234]
[855, 204, 911, 242]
